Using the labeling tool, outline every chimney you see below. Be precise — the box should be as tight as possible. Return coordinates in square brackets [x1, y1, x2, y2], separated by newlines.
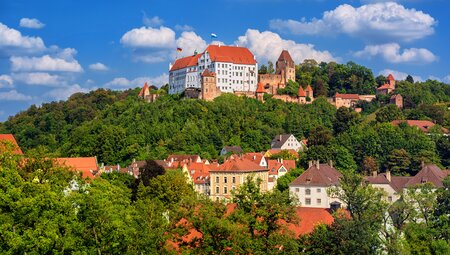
[308, 161, 313, 168]
[372, 171, 377, 177]
[280, 158, 283, 164]
[253, 155, 256, 160]
[279, 134, 282, 141]
[316, 160, 320, 169]
[421, 161, 425, 168]
[386, 171, 391, 182]
[329, 160, 333, 168]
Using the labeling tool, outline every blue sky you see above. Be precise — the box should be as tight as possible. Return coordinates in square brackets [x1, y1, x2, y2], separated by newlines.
[0, 0, 449, 121]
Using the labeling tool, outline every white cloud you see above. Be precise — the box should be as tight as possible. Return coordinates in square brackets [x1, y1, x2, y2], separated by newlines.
[120, 26, 176, 48]
[142, 15, 163, 27]
[0, 22, 45, 53]
[236, 29, 336, 63]
[105, 73, 169, 89]
[269, 2, 436, 43]
[0, 75, 14, 88]
[12, 72, 65, 86]
[45, 84, 89, 101]
[19, 18, 45, 29]
[443, 75, 450, 83]
[354, 43, 437, 64]
[175, 31, 207, 58]
[10, 55, 83, 72]
[378, 69, 422, 82]
[175, 24, 194, 31]
[0, 90, 32, 101]
[89, 62, 109, 71]
[132, 54, 167, 63]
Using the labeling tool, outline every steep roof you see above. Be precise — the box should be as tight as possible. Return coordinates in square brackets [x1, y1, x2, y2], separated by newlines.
[391, 120, 449, 133]
[290, 163, 342, 186]
[205, 45, 256, 65]
[138, 82, 149, 97]
[185, 162, 216, 185]
[256, 82, 265, 93]
[365, 173, 412, 192]
[377, 83, 393, 90]
[288, 207, 334, 236]
[211, 156, 266, 172]
[170, 54, 203, 71]
[335, 92, 359, 100]
[271, 134, 296, 149]
[298, 86, 306, 97]
[0, 134, 23, 154]
[268, 159, 296, 175]
[55, 157, 98, 179]
[201, 68, 215, 77]
[387, 74, 395, 81]
[305, 84, 313, 92]
[277, 50, 294, 65]
[405, 164, 449, 188]
[241, 152, 266, 165]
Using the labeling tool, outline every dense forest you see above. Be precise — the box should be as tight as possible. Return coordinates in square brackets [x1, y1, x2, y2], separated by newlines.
[0, 61, 449, 174]
[0, 143, 449, 254]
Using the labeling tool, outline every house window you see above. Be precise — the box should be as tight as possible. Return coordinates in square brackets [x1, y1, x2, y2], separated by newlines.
[305, 198, 311, 205]
[232, 177, 236, 183]
[388, 196, 393, 202]
[317, 199, 321, 205]
[216, 176, 219, 183]
[224, 187, 228, 194]
[317, 188, 321, 193]
[305, 189, 311, 195]
[224, 177, 227, 183]
[216, 186, 219, 194]
[295, 188, 299, 192]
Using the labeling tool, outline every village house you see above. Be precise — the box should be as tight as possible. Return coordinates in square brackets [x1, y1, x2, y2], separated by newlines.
[241, 152, 268, 168]
[0, 134, 23, 155]
[289, 161, 342, 208]
[377, 74, 396, 95]
[271, 134, 305, 152]
[209, 155, 269, 201]
[267, 158, 296, 190]
[182, 161, 220, 196]
[329, 92, 376, 109]
[391, 120, 449, 134]
[220, 146, 243, 156]
[55, 157, 99, 179]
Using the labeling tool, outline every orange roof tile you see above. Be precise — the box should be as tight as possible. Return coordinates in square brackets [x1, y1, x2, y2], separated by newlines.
[55, 157, 98, 179]
[0, 134, 23, 155]
[201, 68, 215, 77]
[212, 156, 266, 172]
[377, 83, 393, 90]
[335, 92, 359, 100]
[305, 84, 313, 92]
[138, 82, 149, 97]
[268, 159, 296, 175]
[170, 54, 203, 71]
[391, 120, 449, 133]
[205, 45, 256, 65]
[298, 86, 306, 97]
[288, 207, 334, 236]
[256, 82, 265, 93]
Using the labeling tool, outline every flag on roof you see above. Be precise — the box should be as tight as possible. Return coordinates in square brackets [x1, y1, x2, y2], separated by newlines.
[210, 33, 217, 38]
[176, 47, 183, 52]
[194, 49, 198, 55]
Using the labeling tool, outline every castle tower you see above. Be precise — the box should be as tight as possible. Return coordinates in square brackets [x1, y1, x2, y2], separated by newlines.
[387, 74, 396, 90]
[305, 85, 314, 102]
[201, 69, 219, 101]
[276, 50, 295, 85]
[256, 82, 265, 102]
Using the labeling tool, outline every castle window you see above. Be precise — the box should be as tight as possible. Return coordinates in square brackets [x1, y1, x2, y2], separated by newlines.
[232, 177, 236, 183]
[216, 186, 219, 194]
[224, 177, 227, 183]
[216, 176, 219, 183]
[224, 187, 228, 194]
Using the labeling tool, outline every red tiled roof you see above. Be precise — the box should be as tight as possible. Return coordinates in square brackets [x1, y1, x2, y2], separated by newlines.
[185, 162, 219, 185]
[405, 164, 449, 188]
[212, 156, 266, 172]
[387, 74, 395, 81]
[201, 68, 215, 77]
[305, 84, 313, 92]
[268, 159, 296, 175]
[0, 134, 23, 155]
[290, 163, 342, 186]
[256, 82, 265, 93]
[205, 45, 256, 65]
[335, 92, 359, 100]
[242, 152, 265, 166]
[288, 207, 334, 236]
[138, 82, 149, 97]
[298, 86, 306, 97]
[55, 157, 98, 179]
[278, 50, 294, 65]
[365, 173, 412, 192]
[377, 83, 393, 90]
[170, 54, 203, 71]
[391, 120, 449, 133]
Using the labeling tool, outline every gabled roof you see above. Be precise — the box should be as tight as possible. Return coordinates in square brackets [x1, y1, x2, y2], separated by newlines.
[55, 157, 98, 179]
[335, 92, 359, 100]
[290, 163, 342, 186]
[365, 173, 412, 192]
[170, 54, 203, 71]
[298, 86, 306, 97]
[377, 83, 393, 90]
[405, 164, 449, 188]
[277, 50, 294, 65]
[305, 85, 313, 92]
[256, 82, 265, 93]
[185, 162, 218, 185]
[387, 74, 395, 81]
[205, 45, 257, 65]
[288, 207, 334, 236]
[268, 159, 296, 175]
[271, 134, 296, 149]
[241, 152, 266, 165]
[201, 68, 215, 77]
[0, 134, 23, 154]
[138, 82, 149, 97]
[391, 120, 449, 133]
[211, 156, 266, 172]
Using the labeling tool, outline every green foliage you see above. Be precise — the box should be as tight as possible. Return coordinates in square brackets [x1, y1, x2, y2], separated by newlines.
[276, 168, 303, 192]
[376, 104, 404, 123]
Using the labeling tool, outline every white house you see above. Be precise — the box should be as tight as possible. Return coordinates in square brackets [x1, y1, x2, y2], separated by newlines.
[289, 161, 342, 208]
[271, 134, 304, 152]
[169, 45, 258, 94]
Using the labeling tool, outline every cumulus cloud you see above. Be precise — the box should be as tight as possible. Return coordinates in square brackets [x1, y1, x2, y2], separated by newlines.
[236, 29, 336, 63]
[354, 43, 437, 64]
[105, 73, 169, 89]
[175, 31, 207, 58]
[0, 75, 14, 88]
[12, 72, 65, 86]
[175, 24, 194, 31]
[120, 26, 176, 48]
[0, 23, 45, 54]
[10, 55, 83, 72]
[45, 84, 89, 101]
[89, 62, 109, 71]
[0, 90, 32, 101]
[19, 18, 45, 29]
[142, 14, 163, 27]
[378, 69, 422, 82]
[269, 2, 436, 43]
[443, 75, 450, 84]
